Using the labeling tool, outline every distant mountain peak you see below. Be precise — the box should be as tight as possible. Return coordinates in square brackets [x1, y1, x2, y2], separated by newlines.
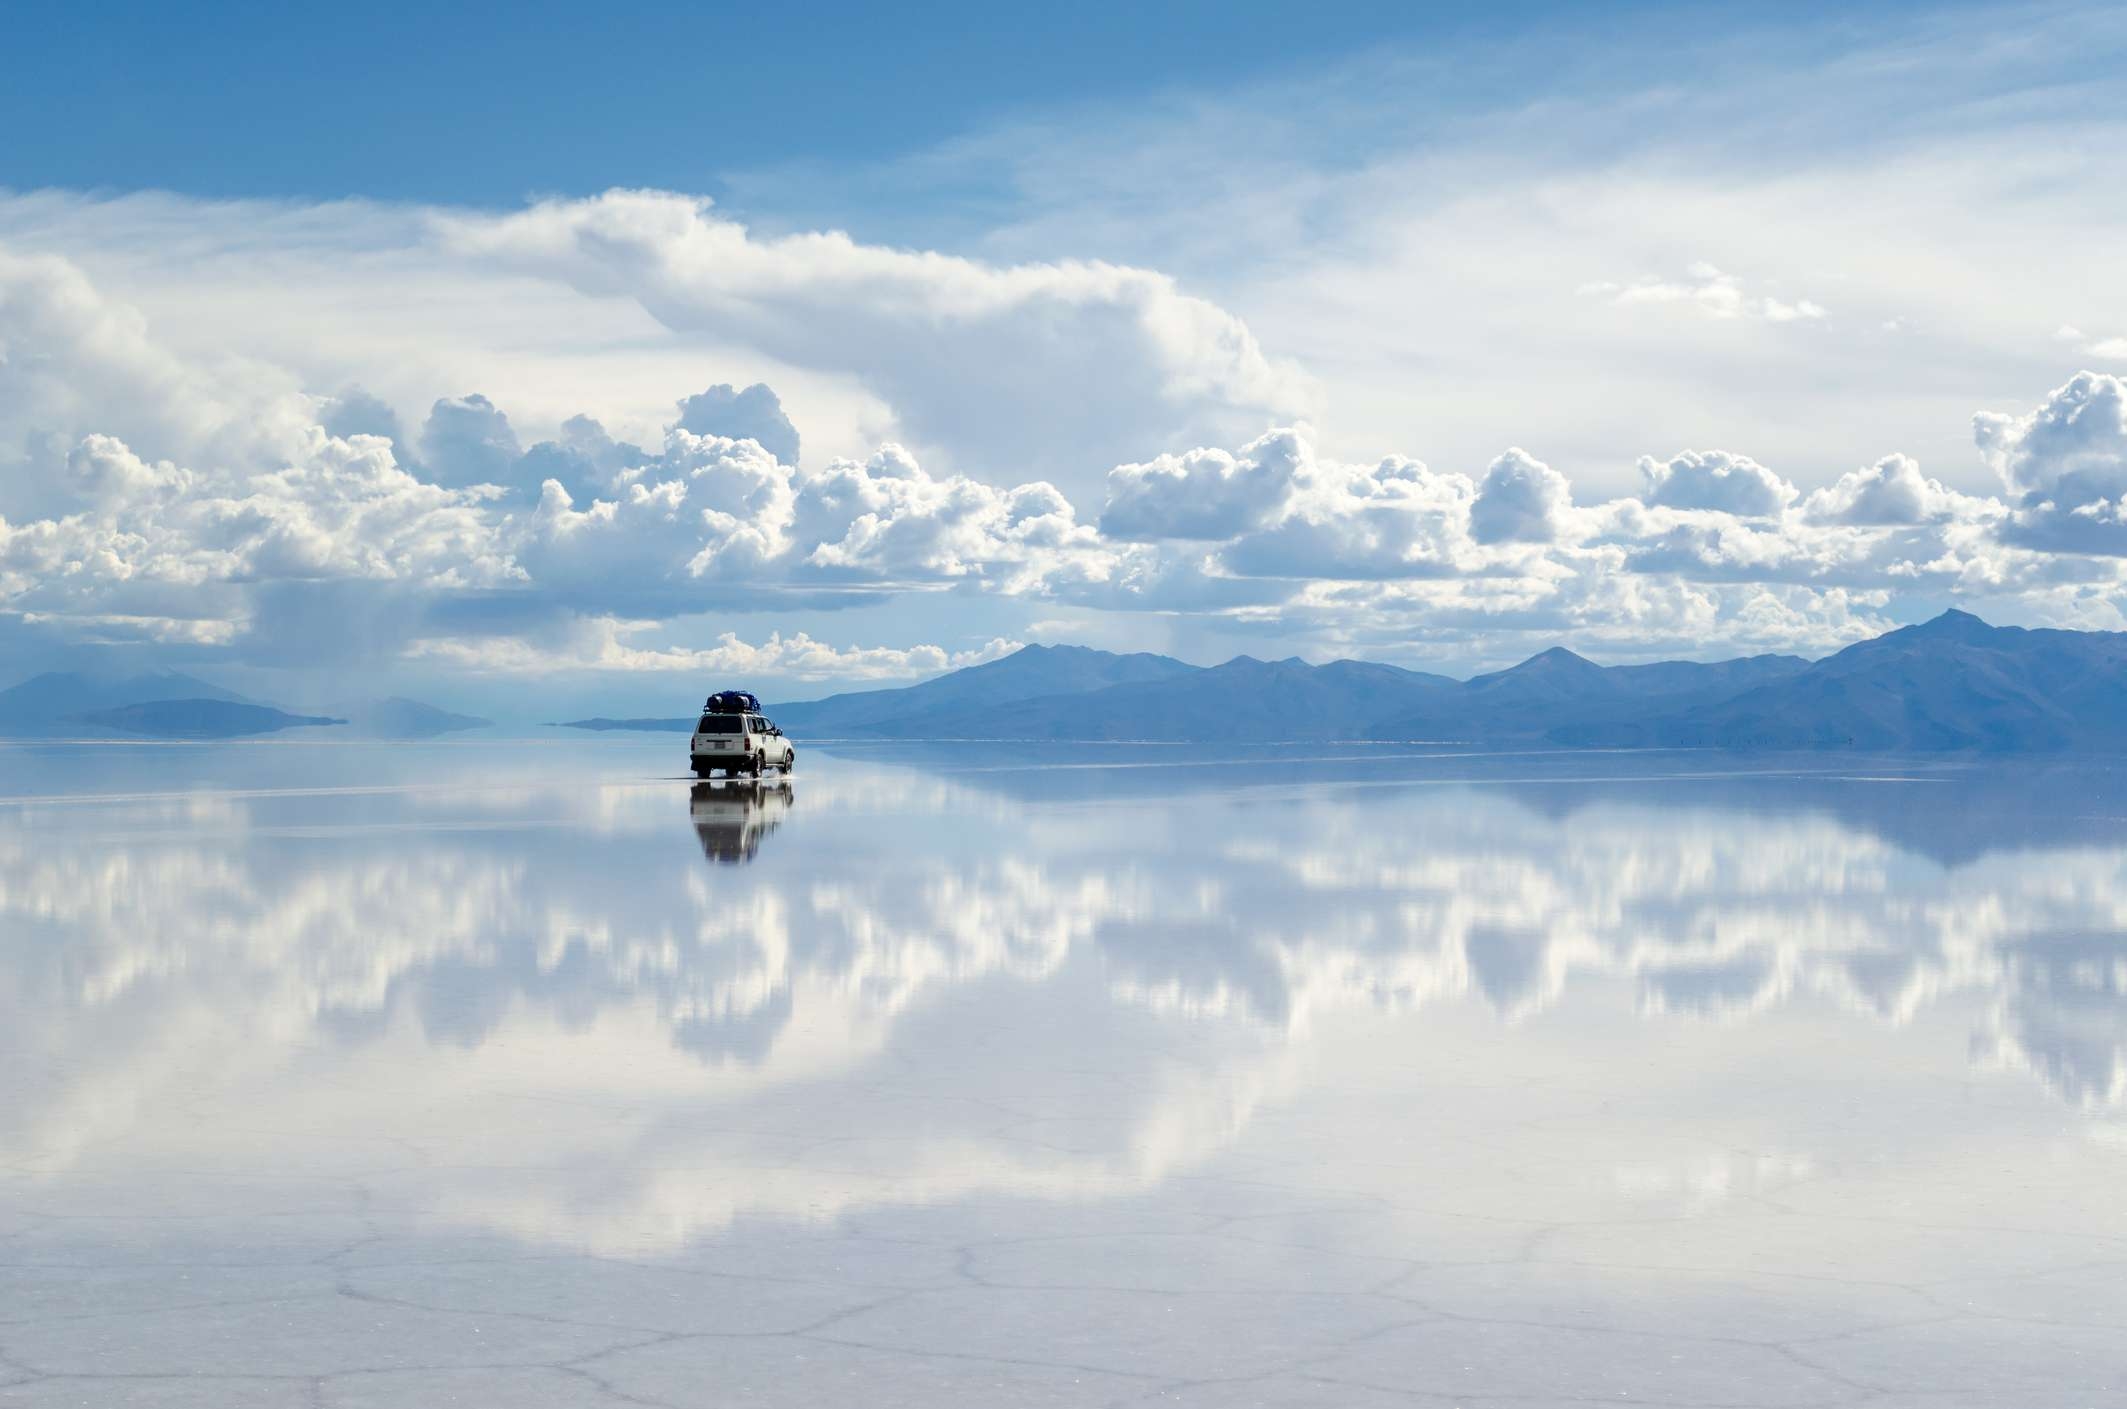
[766, 640, 1196, 732]
[1922, 607, 1992, 631]
[1498, 646, 1601, 676]
[1215, 654, 1313, 677]
[994, 642, 1123, 665]
[1460, 645, 1614, 702]
[1890, 608, 2002, 645]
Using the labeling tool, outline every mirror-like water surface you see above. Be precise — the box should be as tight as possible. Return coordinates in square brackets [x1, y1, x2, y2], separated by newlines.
[1, 740, 2123, 1406]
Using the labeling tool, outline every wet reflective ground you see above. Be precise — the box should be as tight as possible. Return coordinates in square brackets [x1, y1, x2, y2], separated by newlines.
[1, 738, 2124, 1406]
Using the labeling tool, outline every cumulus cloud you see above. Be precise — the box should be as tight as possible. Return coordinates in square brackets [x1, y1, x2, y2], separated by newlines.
[1469, 448, 1571, 544]
[0, 250, 1125, 671]
[1094, 431, 1520, 584]
[0, 250, 311, 519]
[319, 385, 409, 445]
[5, 239, 2127, 683]
[418, 393, 523, 488]
[1, 425, 518, 652]
[516, 429, 799, 613]
[438, 190, 1315, 499]
[1978, 371, 2127, 504]
[514, 413, 644, 506]
[1638, 449, 1798, 517]
[1801, 453, 1983, 526]
[793, 445, 1112, 592]
[1099, 428, 1312, 541]
[675, 383, 801, 466]
[1978, 372, 2127, 555]
[65, 433, 191, 504]
[515, 425, 1117, 613]
[1216, 452, 1479, 582]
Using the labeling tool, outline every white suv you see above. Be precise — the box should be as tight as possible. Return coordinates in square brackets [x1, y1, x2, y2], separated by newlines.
[691, 710, 795, 778]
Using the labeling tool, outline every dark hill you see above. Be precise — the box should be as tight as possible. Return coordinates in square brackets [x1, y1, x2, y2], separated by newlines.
[0, 671, 253, 735]
[71, 700, 347, 739]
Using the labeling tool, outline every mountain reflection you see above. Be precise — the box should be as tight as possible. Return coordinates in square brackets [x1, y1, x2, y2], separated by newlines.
[1, 746, 2123, 1247]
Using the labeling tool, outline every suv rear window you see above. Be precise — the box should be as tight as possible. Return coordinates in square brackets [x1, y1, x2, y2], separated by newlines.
[696, 715, 747, 734]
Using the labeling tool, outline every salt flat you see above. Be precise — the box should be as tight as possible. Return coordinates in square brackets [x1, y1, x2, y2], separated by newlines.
[0, 738, 2121, 1407]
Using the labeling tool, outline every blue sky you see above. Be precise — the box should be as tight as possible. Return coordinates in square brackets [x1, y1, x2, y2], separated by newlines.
[7, 2, 1889, 205]
[2, 1, 2126, 715]
[7, 0, 1579, 212]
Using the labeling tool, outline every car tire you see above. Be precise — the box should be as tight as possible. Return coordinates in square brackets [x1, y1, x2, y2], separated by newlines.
[783, 750, 795, 773]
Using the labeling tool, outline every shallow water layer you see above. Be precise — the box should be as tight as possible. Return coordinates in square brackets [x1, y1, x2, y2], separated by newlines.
[0, 738, 2123, 1407]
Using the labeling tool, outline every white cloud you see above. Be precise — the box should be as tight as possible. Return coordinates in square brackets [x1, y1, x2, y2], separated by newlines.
[1977, 371, 2127, 554]
[1099, 428, 1313, 541]
[2055, 326, 2127, 363]
[65, 433, 191, 504]
[675, 383, 802, 466]
[1582, 263, 1828, 324]
[3, 426, 518, 650]
[517, 429, 801, 612]
[1978, 372, 2127, 501]
[1801, 453, 1989, 527]
[1469, 448, 1571, 545]
[407, 621, 1019, 680]
[1638, 449, 1798, 517]
[792, 444, 1111, 592]
[0, 249, 311, 519]
[4, 206, 2127, 686]
[1216, 451, 1479, 582]
[913, 5, 2127, 511]
[438, 190, 1316, 500]
[418, 392, 522, 488]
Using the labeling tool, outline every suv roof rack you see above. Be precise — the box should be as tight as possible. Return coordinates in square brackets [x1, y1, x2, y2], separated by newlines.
[703, 689, 764, 715]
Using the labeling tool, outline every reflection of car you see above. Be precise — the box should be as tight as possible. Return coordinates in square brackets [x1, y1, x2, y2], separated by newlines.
[689, 780, 794, 864]
[690, 703, 795, 779]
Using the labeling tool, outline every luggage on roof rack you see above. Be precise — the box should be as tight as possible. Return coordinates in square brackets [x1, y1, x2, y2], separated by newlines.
[704, 690, 763, 715]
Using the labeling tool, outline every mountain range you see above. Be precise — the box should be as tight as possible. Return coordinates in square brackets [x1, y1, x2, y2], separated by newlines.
[12, 610, 2116, 750]
[562, 611, 2127, 752]
[0, 673, 492, 740]
[1559, 610, 2127, 751]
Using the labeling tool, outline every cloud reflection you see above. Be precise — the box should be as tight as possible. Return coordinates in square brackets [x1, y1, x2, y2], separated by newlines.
[0, 748, 2122, 1250]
